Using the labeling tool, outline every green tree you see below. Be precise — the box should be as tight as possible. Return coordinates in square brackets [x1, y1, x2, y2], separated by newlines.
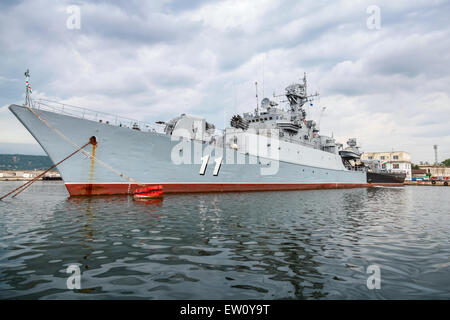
[443, 158, 450, 167]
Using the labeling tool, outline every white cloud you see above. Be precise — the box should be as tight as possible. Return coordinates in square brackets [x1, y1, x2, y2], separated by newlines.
[0, 0, 449, 163]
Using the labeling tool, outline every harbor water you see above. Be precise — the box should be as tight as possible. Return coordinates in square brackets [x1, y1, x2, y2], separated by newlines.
[0, 181, 449, 299]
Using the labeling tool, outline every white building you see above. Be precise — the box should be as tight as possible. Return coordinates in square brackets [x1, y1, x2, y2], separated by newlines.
[361, 151, 412, 180]
[418, 165, 450, 178]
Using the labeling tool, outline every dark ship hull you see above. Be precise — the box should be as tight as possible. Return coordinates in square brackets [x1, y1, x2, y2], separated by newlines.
[367, 172, 405, 185]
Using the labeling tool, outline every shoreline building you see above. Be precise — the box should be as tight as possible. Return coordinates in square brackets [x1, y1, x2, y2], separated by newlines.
[417, 165, 450, 178]
[0, 170, 61, 181]
[361, 151, 412, 180]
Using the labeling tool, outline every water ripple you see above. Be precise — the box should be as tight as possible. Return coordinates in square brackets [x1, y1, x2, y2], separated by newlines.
[0, 182, 449, 299]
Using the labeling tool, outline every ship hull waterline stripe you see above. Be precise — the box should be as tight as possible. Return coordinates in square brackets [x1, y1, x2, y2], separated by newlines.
[64, 182, 381, 196]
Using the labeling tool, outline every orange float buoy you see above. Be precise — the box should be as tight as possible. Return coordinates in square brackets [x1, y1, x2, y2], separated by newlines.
[133, 185, 163, 199]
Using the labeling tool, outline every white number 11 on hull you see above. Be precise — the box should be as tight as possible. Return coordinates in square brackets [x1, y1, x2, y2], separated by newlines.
[199, 155, 223, 176]
[213, 157, 223, 176]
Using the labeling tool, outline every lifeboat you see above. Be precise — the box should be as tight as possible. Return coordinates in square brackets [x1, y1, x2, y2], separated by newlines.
[133, 185, 163, 199]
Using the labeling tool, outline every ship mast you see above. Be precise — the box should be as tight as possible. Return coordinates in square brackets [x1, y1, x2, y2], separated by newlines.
[24, 69, 31, 107]
[303, 72, 307, 97]
[285, 73, 319, 120]
[255, 81, 259, 116]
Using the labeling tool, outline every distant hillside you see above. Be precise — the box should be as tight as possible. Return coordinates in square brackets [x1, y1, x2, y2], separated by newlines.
[0, 154, 54, 170]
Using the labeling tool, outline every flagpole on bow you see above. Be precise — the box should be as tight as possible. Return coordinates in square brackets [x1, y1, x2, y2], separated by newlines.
[24, 69, 31, 107]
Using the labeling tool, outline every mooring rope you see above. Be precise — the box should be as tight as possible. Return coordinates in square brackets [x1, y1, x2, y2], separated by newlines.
[0, 140, 93, 200]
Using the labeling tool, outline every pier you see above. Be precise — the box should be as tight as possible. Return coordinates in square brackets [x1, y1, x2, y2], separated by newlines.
[405, 180, 449, 186]
[0, 170, 61, 181]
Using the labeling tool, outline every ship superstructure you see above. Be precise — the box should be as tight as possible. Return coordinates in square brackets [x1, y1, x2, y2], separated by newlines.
[229, 74, 338, 154]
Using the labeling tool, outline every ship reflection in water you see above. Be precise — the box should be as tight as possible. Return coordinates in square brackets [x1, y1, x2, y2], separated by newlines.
[0, 181, 449, 299]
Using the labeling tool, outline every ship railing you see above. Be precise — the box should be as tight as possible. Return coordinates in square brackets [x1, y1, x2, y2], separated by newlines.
[31, 98, 164, 133]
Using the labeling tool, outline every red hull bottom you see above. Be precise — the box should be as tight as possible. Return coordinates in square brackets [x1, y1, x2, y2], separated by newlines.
[65, 183, 378, 196]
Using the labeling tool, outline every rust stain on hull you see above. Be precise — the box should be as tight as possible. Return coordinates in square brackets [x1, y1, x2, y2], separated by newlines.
[86, 138, 97, 195]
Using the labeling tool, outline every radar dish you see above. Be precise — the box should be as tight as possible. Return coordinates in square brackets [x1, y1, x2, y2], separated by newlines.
[261, 98, 270, 108]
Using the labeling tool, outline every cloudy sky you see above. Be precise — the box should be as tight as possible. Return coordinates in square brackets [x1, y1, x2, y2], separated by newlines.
[0, 0, 449, 163]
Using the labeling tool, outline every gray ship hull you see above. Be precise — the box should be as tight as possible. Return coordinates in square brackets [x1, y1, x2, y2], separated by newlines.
[9, 104, 368, 195]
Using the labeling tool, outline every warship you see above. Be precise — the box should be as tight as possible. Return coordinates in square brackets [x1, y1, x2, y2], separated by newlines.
[340, 138, 406, 185]
[8, 71, 370, 196]
[363, 160, 406, 185]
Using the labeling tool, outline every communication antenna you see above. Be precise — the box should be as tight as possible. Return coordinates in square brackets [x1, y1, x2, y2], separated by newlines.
[262, 54, 265, 99]
[303, 72, 307, 96]
[317, 106, 327, 131]
[434, 144, 438, 165]
[233, 82, 238, 111]
[255, 81, 259, 116]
